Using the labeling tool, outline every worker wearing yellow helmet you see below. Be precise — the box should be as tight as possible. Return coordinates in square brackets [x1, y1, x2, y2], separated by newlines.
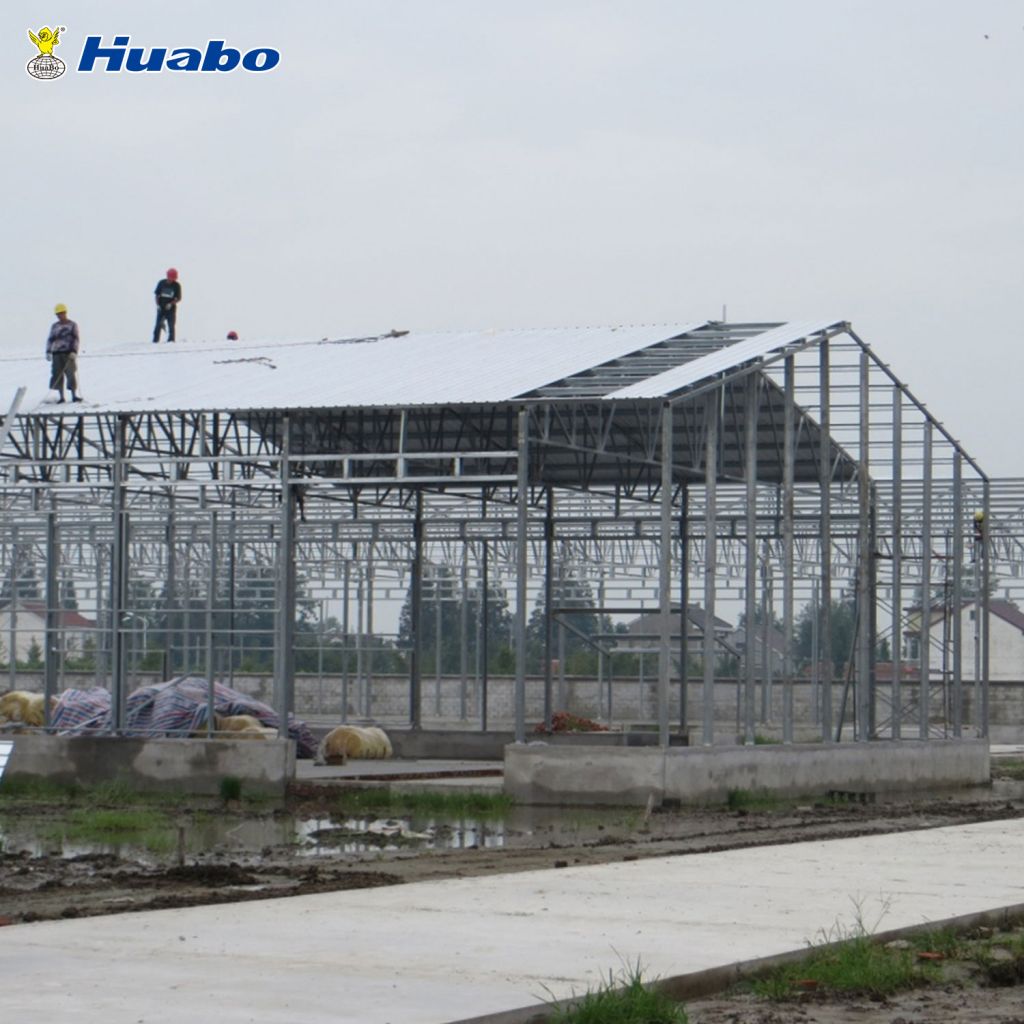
[46, 302, 82, 403]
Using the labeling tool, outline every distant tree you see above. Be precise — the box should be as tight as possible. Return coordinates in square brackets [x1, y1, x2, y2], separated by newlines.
[25, 638, 43, 668]
[795, 595, 857, 674]
[526, 569, 610, 675]
[0, 544, 42, 601]
[60, 577, 79, 611]
[795, 592, 889, 672]
[397, 565, 513, 675]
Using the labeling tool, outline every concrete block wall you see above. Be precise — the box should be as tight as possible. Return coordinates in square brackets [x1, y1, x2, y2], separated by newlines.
[504, 738, 992, 807]
[2, 733, 295, 799]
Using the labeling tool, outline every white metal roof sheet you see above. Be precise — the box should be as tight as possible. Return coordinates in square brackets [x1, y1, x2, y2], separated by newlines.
[3, 324, 707, 416]
[605, 319, 850, 399]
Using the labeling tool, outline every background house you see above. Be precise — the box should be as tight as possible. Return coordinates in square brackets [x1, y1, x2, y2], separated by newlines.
[0, 600, 98, 664]
[904, 599, 1024, 681]
[624, 605, 735, 672]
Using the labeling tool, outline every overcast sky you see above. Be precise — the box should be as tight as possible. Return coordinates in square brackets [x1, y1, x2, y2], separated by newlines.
[3, 1, 1022, 475]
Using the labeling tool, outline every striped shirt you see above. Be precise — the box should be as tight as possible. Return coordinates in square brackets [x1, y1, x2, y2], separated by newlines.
[46, 319, 80, 355]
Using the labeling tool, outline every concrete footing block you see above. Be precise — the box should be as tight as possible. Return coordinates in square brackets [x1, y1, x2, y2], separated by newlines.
[2, 733, 295, 799]
[504, 739, 991, 807]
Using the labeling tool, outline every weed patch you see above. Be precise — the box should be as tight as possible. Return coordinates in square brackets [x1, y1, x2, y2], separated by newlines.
[330, 788, 513, 818]
[547, 965, 688, 1023]
[725, 788, 783, 812]
[43, 807, 177, 853]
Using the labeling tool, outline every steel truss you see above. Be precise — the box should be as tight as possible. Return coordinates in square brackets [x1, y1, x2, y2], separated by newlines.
[0, 322, 1007, 745]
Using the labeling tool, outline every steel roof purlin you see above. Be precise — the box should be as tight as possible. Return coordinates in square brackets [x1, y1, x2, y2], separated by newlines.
[604, 319, 850, 402]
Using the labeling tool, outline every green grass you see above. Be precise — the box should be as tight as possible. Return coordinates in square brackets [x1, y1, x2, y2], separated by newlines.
[751, 917, 950, 1000]
[907, 926, 967, 960]
[547, 966, 688, 1023]
[0, 776, 261, 811]
[991, 758, 1024, 780]
[329, 788, 514, 818]
[219, 775, 243, 802]
[752, 933, 934, 998]
[0, 777, 80, 803]
[43, 807, 178, 853]
[725, 788, 784, 812]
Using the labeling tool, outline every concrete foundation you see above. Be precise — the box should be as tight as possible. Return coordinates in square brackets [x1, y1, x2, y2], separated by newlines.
[503, 739, 991, 807]
[1, 734, 295, 799]
[386, 727, 688, 760]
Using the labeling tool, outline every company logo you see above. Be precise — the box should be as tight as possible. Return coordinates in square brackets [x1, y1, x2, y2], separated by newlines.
[24, 27, 281, 78]
[26, 24, 66, 80]
[78, 35, 280, 73]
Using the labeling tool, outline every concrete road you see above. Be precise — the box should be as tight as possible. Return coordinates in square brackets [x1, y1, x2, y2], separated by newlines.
[2, 819, 1023, 1023]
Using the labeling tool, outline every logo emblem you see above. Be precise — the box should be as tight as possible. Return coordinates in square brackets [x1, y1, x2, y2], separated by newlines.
[27, 24, 66, 80]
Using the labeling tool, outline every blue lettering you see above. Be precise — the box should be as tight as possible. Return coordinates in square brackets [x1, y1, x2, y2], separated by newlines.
[126, 47, 167, 72]
[201, 40, 240, 72]
[77, 36, 279, 74]
[165, 48, 202, 71]
[78, 34, 129, 73]
[242, 48, 280, 72]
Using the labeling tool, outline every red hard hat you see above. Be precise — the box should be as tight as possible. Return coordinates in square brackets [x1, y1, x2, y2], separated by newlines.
[226, 331, 238, 340]
[166, 267, 178, 281]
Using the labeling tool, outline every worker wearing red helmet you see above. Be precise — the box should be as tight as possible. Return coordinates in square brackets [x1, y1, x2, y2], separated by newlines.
[152, 267, 182, 343]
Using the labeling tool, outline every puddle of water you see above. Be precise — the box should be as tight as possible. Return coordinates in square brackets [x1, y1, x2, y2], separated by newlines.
[0, 803, 647, 862]
[5, 782, 1017, 862]
[296, 816, 507, 855]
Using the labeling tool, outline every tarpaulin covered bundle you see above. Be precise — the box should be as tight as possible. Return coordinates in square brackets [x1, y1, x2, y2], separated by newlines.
[50, 676, 318, 758]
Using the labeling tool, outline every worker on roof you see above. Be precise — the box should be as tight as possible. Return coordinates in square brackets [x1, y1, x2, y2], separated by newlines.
[46, 303, 82, 404]
[152, 267, 182, 343]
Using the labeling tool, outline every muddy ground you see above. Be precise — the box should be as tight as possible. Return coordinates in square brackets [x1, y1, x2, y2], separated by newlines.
[3, 769, 1024, 1022]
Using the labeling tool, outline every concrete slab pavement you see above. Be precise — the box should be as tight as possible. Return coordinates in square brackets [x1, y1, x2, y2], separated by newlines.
[2, 819, 1024, 1024]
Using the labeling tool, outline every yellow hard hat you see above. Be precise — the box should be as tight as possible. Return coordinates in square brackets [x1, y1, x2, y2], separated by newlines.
[54, 303, 68, 314]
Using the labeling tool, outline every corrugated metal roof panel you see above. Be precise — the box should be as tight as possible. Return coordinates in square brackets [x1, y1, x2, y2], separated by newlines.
[5, 324, 707, 415]
[605, 319, 850, 399]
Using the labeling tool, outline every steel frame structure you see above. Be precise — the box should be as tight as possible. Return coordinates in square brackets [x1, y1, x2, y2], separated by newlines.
[0, 321, 1006, 746]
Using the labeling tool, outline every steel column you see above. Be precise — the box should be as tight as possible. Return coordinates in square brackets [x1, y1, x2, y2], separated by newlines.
[276, 421, 296, 739]
[514, 408, 529, 743]
[892, 388, 903, 739]
[110, 415, 129, 731]
[410, 491, 424, 729]
[919, 422, 933, 739]
[658, 402, 673, 747]
[856, 350, 871, 741]
[952, 453, 963, 736]
[782, 355, 795, 743]
[819, 341, 833, 742]
[702, 391, 718, 745]
[743, 376, 758, 744]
